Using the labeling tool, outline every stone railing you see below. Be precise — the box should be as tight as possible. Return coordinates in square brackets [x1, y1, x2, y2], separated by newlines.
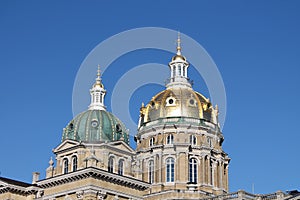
[201, 190, 286, 200]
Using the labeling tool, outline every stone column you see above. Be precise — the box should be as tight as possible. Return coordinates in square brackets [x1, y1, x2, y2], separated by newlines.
[212, 161, 217, 187]
[225, 165, 229, 191]
[204, 156, 208, 184]
[207, 157, 212, 185]
[199, 157, 203, 185]
[176, 153, 179, 182]
[158, 153, 162, 183]
[219, 162, 223, 189]
[32, 172, 40, 184]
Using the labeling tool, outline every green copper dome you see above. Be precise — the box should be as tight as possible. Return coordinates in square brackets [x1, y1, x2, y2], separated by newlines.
[62, 110, 129, 144]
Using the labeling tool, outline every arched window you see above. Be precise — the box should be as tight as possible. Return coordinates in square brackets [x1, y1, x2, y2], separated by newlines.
[178, 64, 182, 76]
[72, 156, 78, 172]
[166, 134, 174, 145]
[207, 137, 212, 147]
[172, 66, 176, 77]
[190, 135, 196, 145]
[149, 137, 155, 147]
[149, 160, 154, 184]
[63, 158, 68, 174]
[189, 158, 197, 183]
[166, 158, 175, 182]
[118, 160, 124, 175]
[108, 157, 114, 173]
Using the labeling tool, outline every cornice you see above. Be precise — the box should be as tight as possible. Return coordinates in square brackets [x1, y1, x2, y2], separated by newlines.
[37, 167, 149, 191]
[0, 183, 39, 195]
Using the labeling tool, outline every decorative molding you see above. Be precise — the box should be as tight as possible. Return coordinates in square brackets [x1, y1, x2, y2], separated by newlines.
[0, 182, 39, 196]
[97, 190, 107, 200]
[76, 190, 84, 199]
[37, 167, 149, 191]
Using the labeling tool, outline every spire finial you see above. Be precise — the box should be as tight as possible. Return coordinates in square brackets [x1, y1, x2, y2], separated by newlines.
[95, 65, 103, 87]
[177, 32, 181, 55]
[97, 64, 101, 81]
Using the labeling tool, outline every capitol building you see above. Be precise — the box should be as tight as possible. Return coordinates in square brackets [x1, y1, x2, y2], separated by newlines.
[0, 37, 298, 200]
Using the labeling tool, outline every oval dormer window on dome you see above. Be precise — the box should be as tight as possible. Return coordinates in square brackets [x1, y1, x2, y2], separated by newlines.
[91, 119, 98, 128]
[150, 101, 156, 109]
[189, 98, 196, 107]
[116, 123, 122, 132]
[166, 97, 176, 106]
[69, 123, 74, 130]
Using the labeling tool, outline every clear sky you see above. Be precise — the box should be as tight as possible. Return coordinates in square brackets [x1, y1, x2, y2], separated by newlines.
[0, 0, 299, 195]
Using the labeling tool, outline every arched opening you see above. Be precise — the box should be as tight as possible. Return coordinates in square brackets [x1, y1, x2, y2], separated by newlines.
[166, 134, 174, 145]
[166, 158, 175, 182]
[72, 156, 78, 172]
[118, 160, 124, 175]
[148, 160, 154, 184]
[63, 158, 68, 174]
[108, 157, 114, 173]
[190, 135, 196, 145]
[189, 158, 197, 183]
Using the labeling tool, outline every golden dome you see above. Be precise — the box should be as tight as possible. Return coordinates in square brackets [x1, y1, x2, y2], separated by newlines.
[93, 81, 104, 88]
[139, 87, 217, 126]
[172, 54, 186, 62]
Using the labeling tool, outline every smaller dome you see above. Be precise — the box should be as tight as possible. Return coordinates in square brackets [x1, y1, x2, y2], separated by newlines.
[93, 81, 104, 89]
[172, 54, 186, 62]
[62, 110, 129, 144]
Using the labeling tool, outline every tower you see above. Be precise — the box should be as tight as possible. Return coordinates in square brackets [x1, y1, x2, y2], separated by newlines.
[136, 34, 230, 199]
[42, 68, 146, 200]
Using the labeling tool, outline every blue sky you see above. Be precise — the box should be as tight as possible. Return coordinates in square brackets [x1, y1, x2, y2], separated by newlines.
[0, 0, 300, 195]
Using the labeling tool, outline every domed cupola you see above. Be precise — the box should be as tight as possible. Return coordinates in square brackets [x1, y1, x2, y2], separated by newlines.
[62, 66, 129, 144]
[138, 34, 219, 130]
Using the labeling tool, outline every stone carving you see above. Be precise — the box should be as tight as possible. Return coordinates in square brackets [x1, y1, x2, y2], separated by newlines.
[37, 190, 44, 198]
[97, 190, 107, 200]
[76, 190, 84, 199]
[65, 194, 72, 200]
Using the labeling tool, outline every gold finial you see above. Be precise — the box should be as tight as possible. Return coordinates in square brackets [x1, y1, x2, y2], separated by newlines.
[177, 31, 181, 55]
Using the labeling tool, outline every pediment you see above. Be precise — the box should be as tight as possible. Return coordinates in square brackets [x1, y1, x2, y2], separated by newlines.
[53, 139, 81, 153]
[105, 141, 135, 154]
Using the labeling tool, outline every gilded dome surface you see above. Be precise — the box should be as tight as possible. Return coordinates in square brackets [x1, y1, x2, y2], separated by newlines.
[138, 35, 218, 128]
[139, 87, 216, 126]
[62, 109, 129, 144]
